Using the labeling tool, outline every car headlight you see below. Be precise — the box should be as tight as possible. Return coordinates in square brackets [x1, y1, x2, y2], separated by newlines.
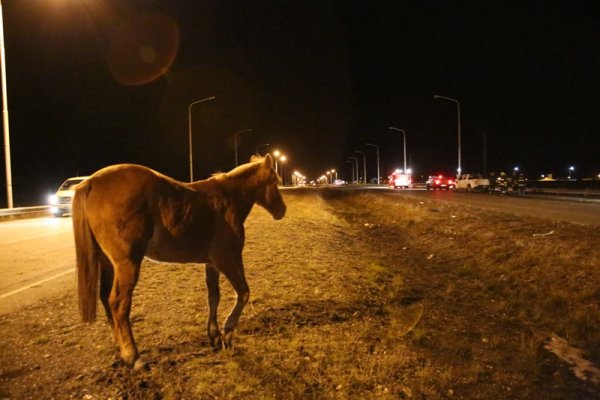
[48, 194, 58, 205]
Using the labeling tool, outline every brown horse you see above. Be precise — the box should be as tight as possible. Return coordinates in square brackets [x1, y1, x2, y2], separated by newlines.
[72, 154, 286, 370]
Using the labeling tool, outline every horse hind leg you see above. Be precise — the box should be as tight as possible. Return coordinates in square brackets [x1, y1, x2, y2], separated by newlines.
[108, 257, 146, 370]
[205, 263, 222, 350]
[99, 252, 115, 328]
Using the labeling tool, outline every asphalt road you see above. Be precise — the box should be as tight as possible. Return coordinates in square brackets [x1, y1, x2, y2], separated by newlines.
[0, 217, 75, 315]
[1, 188, 599, 315]
[345, 186, 600, 226]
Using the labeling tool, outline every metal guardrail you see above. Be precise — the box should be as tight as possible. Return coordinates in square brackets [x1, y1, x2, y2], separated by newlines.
[0, 206, 50, 221]
[2, 185, 599, 221]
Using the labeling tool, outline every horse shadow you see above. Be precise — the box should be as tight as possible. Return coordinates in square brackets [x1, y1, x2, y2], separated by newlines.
[240, 297, 386, 336]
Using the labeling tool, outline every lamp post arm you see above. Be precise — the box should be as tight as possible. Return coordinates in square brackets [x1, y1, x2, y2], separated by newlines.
[234, 128, 253, 167]
[188, 96, 215, 182]
[434, 95, 461, 174]
[387, 127, 407, 173]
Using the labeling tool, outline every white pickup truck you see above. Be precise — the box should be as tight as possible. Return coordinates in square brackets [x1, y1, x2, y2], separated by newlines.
[454, 173, 490, 192]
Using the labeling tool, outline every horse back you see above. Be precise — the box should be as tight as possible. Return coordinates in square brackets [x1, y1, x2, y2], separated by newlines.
[83, 164, 226, 262]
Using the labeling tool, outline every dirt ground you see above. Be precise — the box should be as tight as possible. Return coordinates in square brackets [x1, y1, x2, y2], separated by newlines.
[1, 189, 599, 399]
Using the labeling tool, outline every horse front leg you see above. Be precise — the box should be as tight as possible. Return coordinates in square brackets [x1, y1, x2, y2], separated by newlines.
[219, 257, 250, 349]
[205, 263, 222, 350]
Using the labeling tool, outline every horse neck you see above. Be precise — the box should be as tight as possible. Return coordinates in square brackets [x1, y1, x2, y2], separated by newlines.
[212, 175, 262, 222]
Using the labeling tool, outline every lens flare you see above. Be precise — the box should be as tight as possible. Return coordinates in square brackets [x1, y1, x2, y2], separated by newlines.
[107, 13, 179, 86]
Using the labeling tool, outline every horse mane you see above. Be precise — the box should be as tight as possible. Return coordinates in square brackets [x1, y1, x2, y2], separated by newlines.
[211, 157, 265, 182]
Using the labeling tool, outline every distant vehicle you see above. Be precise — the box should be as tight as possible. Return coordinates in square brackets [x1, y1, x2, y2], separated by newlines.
[389, 171, 412, 189]
[426, 174, 455, 191]
[48, 176, 89, 217]
[454, 173, 490, 192]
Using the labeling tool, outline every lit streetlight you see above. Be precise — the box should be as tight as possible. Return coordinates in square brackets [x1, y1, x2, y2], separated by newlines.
[434, 94, 461, 175]
[387, 127, 407, 174]
[273, 150, 286, 176]
[1, 1, 13, 207]
[293, 171, 305, 186]
[366, 143, 380, 184]
[234, 128, 253, 167]
[188, 96, 215, 182]
[568, 166, 575, 180]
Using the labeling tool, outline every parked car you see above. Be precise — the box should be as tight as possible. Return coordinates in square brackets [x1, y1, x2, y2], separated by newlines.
[454, 173, 490, 192]
[48, 176, 89, 217]
[426, 174, 456, 190]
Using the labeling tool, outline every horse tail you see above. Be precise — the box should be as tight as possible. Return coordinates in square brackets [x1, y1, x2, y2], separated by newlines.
[72, 181, 99, 323]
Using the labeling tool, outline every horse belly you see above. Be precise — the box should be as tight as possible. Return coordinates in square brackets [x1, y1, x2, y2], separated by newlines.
[145, 228, 208, 263]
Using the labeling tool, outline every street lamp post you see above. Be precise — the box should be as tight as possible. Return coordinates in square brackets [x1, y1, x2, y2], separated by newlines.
[434, 95, 461, 175]
[234, 128, 253, 167]
[273, 150, 286, 181]
[1, 1, 13, 208]
[345, 161, 355, 183]
[387, 127, 407, 174]
[355, 150, 367, 184]
[348, 157, 359, 183]
[188, 96, 215, 182]
[366, 143, 380, 184]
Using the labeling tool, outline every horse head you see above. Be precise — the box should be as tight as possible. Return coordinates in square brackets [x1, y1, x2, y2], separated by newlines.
[251, 154, 286, 220]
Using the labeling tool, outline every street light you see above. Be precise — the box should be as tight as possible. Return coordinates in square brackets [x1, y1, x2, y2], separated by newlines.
[256, 143, 270, 155]
[346, 160, 355, 183]
[348, 156, 359, 183]
[188, 96, 215, 182]
[387, 127, 407, 174]
[434, 94, 461, 175]
[273, 150, 286, 175]
[568, 166, 575, 179]
[234, 128, 253, 167]
[1, 2, 13, 207]
[366, 143, 380, 184]
[355, 150, 367, 184]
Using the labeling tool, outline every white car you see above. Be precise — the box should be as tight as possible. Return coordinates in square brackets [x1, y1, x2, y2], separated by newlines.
[48, 176, 89, 217]
[454, 173, 490, 192]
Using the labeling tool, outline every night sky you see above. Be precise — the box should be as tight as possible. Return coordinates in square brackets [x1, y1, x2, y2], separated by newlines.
[1, 0, 599, 206]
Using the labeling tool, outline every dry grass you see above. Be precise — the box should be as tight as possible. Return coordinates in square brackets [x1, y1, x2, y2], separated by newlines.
[1, 188, 599, 399]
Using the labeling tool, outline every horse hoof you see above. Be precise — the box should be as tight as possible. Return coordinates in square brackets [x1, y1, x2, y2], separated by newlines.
[133, 359, 149, 372]
[223, 332, 234, 350]
[209, 334, 223, 352]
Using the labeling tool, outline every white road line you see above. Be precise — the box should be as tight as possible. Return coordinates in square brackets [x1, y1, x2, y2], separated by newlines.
[0, 230, 72, 245]
[0, 268, 75, 299]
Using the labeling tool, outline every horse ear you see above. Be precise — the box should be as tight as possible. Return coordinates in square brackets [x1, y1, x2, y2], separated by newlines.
[250, 154, 261, 163]
[264, 153, 274, 168]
